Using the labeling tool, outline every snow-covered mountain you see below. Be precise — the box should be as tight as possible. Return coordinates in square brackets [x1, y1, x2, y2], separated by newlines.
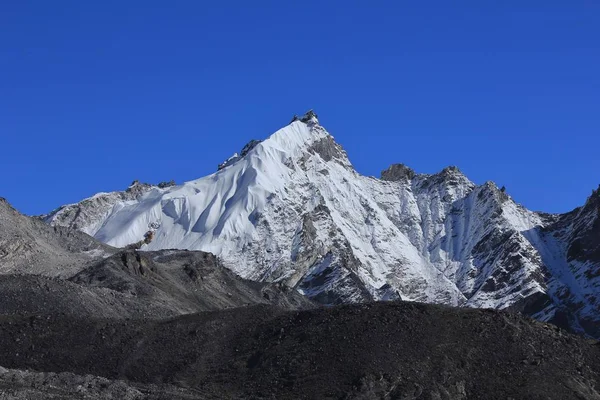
[44, 110, 600, 336]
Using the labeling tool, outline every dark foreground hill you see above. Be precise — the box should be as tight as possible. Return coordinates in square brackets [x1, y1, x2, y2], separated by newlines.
[0, 302, 599, 400]
[0, 249, 312, 320]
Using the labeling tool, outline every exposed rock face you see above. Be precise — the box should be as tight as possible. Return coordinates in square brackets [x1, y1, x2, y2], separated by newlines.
[157, 180, 176, 188]
[300, 109, 319, 123]
[531, 186, 600, 337]
[380, 163, 416, 181]
[240, 139, 262, 157]
[69, 249, 312, 313]
[126, 180, 154, 197]
[43, 112, 600, 337]
[307, 135, 348, 163]
[290, 109, 319, 125]
[565, 186, 600, 264]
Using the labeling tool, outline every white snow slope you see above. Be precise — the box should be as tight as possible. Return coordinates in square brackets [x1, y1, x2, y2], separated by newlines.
[45, 111, 600, 337]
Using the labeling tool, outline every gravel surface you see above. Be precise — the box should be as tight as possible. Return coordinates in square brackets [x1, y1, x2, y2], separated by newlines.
[0, 302, 598, 399]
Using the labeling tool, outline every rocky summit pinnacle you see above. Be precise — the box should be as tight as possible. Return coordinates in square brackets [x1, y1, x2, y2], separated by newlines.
[290, 109, 319, 125]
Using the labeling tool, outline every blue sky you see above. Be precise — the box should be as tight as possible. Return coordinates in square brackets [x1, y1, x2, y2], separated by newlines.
[1, 1, 598, 215]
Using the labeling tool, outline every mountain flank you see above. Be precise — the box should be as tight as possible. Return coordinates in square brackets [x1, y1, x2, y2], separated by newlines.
[43, 111, 600, 337]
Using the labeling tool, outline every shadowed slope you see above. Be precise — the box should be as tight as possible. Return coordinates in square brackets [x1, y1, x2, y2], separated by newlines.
[0, 302, 598, 399]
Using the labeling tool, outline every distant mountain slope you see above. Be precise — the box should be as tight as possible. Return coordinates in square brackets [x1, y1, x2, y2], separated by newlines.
[0, 249, 311, 320]
[530, 187, 600, 337]
[0, 197, 115, 277]
[69, 249, 312, 313]
[44, 111, 600, 337]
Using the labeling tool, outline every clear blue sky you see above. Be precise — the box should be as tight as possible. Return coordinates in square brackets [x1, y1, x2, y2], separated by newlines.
[1, 1, 598, 215]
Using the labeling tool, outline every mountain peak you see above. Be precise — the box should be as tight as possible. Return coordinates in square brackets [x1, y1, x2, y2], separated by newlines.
[440, 165, 463, 176]
[380, 164, 416, 181]
[290, 109, 319, 125]
[126, 180, 153, 196]
[218, 111, 330, 172]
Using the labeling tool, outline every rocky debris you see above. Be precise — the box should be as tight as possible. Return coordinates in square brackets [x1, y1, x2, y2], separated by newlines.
[0, 249, 312, 321]
[126, 180, 153, 197]
[380, 163, 416, 181]
[0, 366, 202, 400]
[0, 302, 599, 399]
[69, 249, 313, 312]
[0, 274, 178, 319]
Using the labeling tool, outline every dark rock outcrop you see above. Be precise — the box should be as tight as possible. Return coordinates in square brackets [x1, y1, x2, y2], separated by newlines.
[240, 139, 262, 157]
[291, 109, 319, 124]
[300, 109, 318, 123]
[157, 180, 176, 188]
[217, 139, 263, 171]
[380, 164, 416, 181]
[69, 249, 312, 312]
[307, 136, 347, 163]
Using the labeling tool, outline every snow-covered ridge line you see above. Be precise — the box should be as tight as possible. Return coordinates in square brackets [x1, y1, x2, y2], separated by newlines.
[44, 110, 600, 337]
[43, 180, 175, 236]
